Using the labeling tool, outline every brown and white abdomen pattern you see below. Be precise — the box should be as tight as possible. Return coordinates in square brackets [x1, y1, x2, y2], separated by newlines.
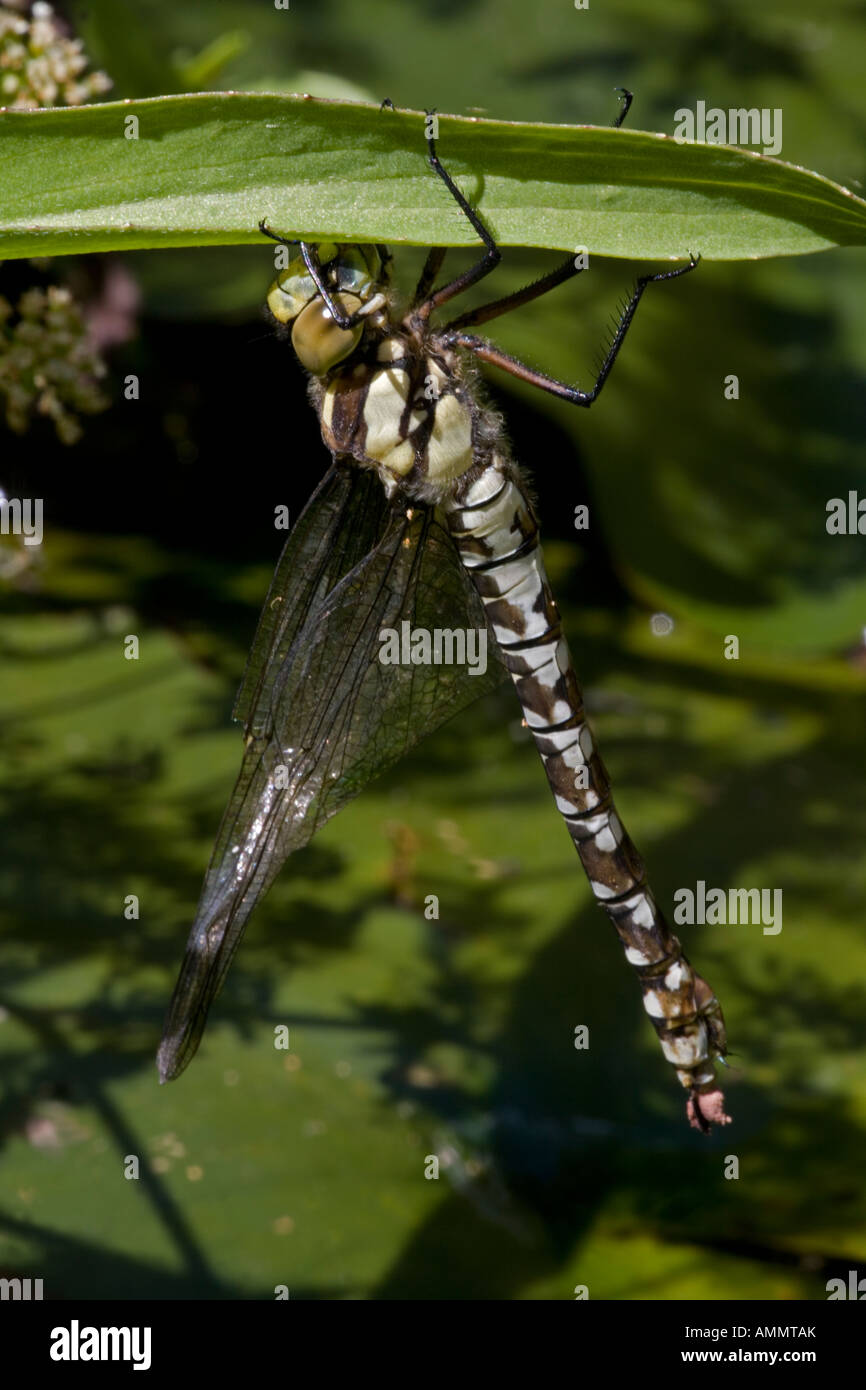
[445, 460, 728, 1120]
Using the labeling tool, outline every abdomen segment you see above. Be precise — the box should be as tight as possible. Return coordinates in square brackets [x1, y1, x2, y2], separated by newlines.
[445, 460, 730, 1131]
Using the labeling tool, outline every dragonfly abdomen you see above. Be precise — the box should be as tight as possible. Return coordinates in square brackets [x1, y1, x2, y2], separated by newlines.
[445, 460, 730, 1129]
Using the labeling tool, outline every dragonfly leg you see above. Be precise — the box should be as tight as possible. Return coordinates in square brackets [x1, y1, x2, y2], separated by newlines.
[411, 87, 635, 323]
[443, 256, 584, 332]
[258, 218, 299, 250]
[379, 96, 449, 303]
[433, 89, 635, 333]
[612, 86, 634, 128]
[412, 247, 449, 306]
[412, 109, 502, 321]
[258, 220, 369, 332]
[441, 255, 700, 405]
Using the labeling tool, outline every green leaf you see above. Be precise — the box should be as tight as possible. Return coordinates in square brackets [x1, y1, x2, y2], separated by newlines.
[1, 92, 865, 260]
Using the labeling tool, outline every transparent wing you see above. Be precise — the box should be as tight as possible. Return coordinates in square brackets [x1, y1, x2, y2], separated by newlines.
[158, 459, 505, 1080]
[232, 459, 393, 733]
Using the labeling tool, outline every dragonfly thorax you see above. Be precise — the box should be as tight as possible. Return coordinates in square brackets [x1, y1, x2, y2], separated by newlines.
[320, 337, 478, 500]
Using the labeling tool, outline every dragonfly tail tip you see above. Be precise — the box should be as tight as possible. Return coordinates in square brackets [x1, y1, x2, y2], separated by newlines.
[687, 1087, 731, 1134]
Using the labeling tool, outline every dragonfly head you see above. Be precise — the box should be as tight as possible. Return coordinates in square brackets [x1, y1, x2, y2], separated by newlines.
[266, 243, 387, 374]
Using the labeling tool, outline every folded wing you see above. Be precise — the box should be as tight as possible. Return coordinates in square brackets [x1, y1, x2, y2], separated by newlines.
[158, 460, 505, 1080]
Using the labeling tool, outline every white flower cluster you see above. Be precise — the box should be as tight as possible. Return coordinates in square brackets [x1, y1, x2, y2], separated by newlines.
[0, 285, 109, 443]
[0, 1, 112, 108]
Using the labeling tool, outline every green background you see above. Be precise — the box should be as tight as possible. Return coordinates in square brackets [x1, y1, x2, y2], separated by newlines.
[1, 0, 865, 1299]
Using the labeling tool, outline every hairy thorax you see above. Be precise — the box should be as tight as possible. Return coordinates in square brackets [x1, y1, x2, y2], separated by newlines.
[319, 332, 479, 500]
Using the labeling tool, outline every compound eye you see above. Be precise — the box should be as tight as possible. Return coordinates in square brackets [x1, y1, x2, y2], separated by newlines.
[291, 292, 364, 373]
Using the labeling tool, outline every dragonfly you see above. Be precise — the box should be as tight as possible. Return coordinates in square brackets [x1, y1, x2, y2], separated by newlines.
[157, 95, 731, 1133]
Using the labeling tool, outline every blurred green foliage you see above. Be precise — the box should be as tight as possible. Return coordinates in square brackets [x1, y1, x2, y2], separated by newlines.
[1, 0, 865, 1300]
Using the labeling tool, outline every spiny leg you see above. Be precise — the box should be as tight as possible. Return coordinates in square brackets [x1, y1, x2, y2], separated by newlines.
[293, 241, 366, 330]
[413, 108, 502, 322]
[258, 220, 367, 331]
[411, 87, 633, 318]
[379, 99, 494, 313]
[443, 256, 584, 333]
[377, 99, 450, 305]
[427, 86, 636, 332]
[442, 256, 700, 406]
